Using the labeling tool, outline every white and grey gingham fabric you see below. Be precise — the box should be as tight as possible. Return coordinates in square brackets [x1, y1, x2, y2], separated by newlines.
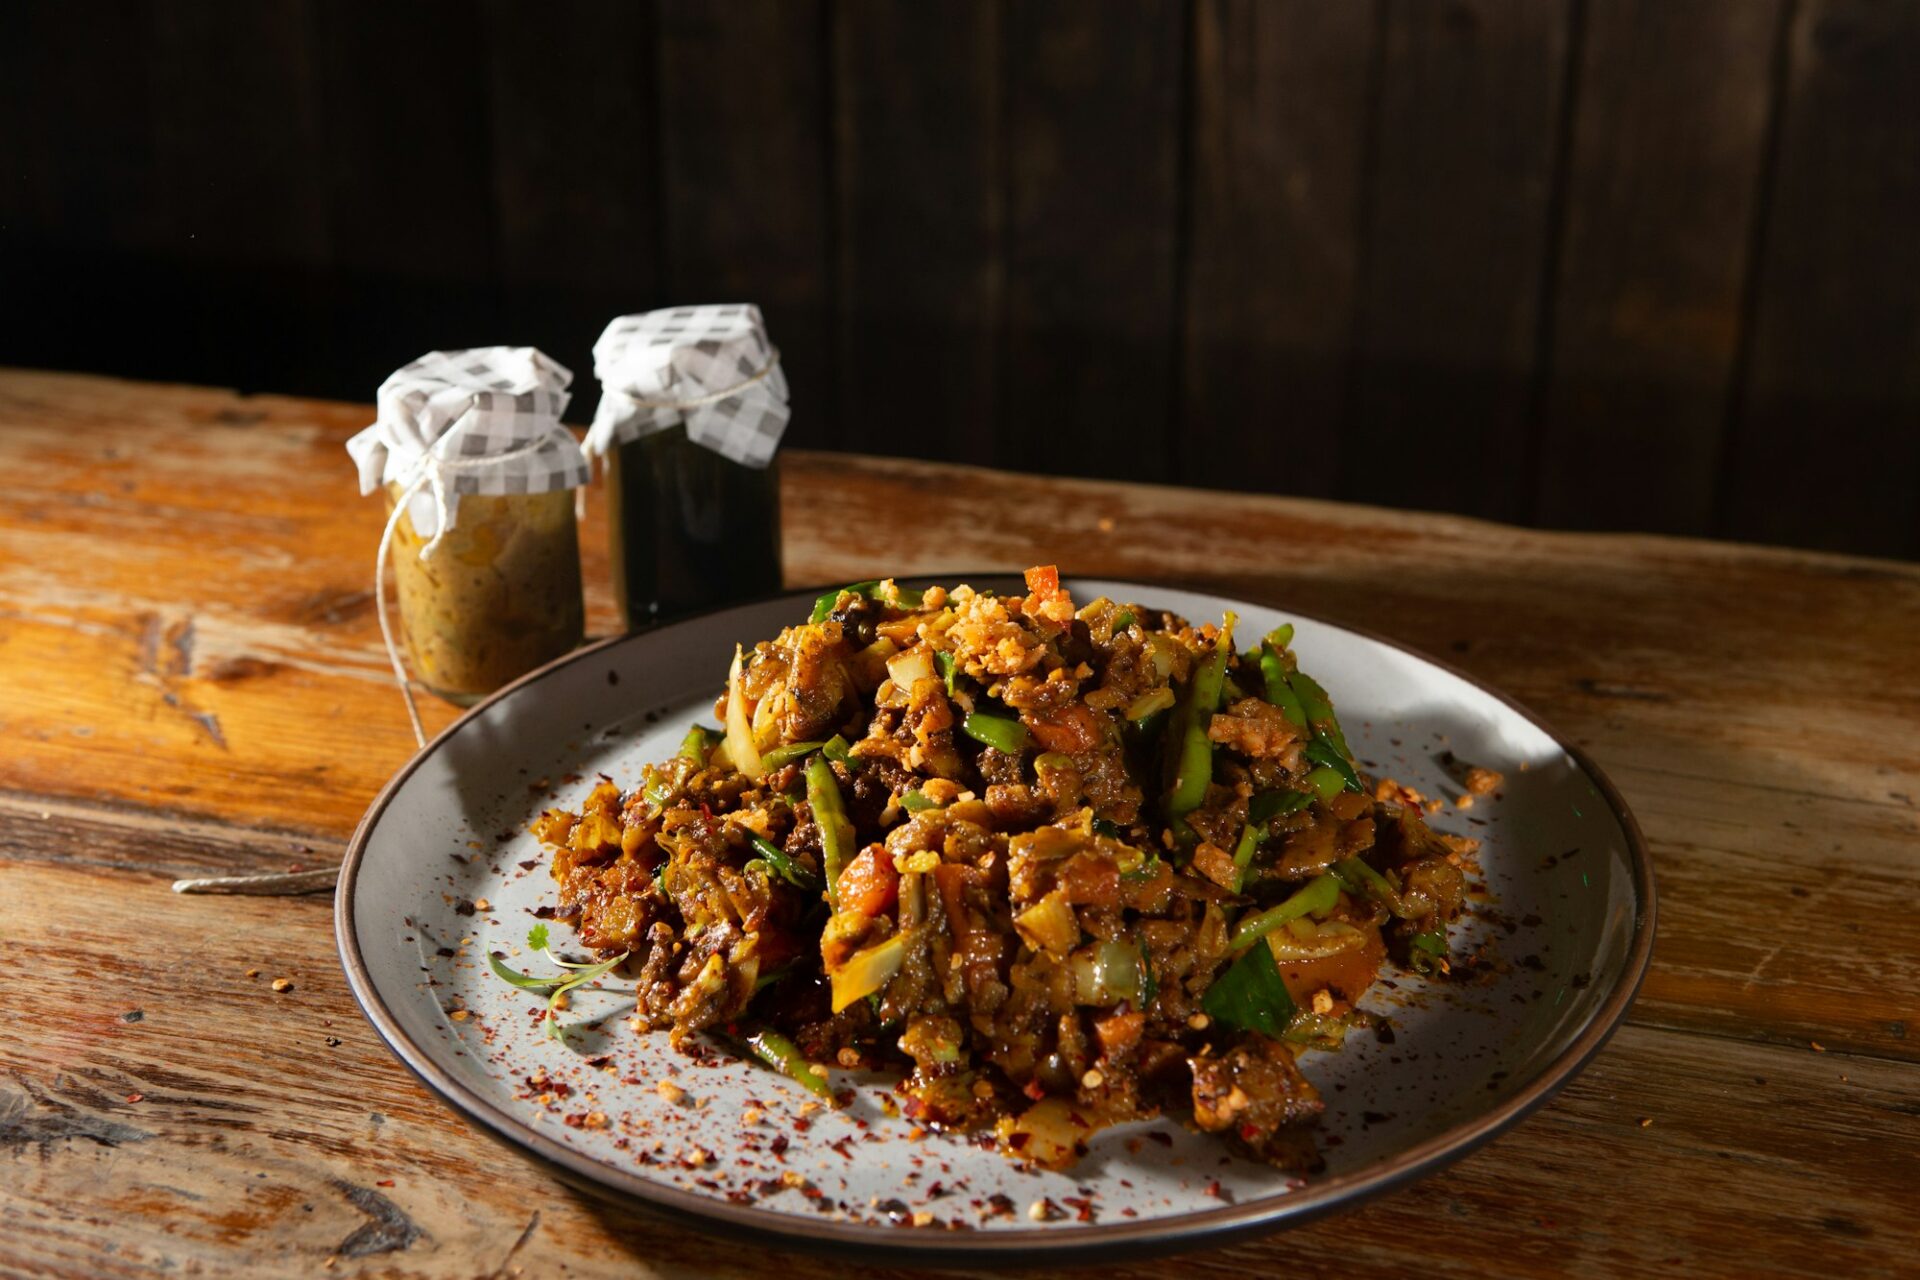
[586, 304, 790, 469]
[346, 347, 589, 537]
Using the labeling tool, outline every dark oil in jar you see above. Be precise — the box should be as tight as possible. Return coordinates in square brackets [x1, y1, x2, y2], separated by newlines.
[607, 424, 782, 628]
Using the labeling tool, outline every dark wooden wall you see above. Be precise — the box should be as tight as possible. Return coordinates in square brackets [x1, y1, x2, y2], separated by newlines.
[4, 0, 1917, 559]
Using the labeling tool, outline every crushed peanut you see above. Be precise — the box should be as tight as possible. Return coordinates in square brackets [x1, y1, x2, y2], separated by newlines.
[1081, 1069, 1104, 1089]
[270, 977, 293, 993]
[1463, 766, 1504, 795]
[1187, 1012, 1211, 1030]
[1311, 989, 1335, 1016]
[656, 1079, 687, 1105]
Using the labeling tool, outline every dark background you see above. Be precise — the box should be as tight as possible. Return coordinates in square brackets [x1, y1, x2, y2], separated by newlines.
[4, 0, 1917, 559]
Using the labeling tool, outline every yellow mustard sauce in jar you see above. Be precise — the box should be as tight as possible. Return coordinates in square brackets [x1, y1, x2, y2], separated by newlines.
[385, 484, 583, 705]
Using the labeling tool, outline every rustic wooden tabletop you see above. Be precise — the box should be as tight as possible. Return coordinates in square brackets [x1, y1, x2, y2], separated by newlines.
[2, 367, 1915, 1278]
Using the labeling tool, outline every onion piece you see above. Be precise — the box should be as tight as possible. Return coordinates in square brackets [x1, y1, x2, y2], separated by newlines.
[829, 927, 919, 1012]
[725, 645, 764, 781]
[886, 644, 935, 690]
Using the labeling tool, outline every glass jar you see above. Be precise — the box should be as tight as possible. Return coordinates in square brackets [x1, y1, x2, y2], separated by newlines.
[607, 423, 782, 628]
[385, 485, 584, 704]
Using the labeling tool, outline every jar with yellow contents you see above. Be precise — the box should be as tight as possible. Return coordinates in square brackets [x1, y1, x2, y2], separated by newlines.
[348, 347, 591, 731]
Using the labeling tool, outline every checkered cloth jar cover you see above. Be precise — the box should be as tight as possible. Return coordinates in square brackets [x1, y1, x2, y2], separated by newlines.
[586, 304, 790, 469]
[346, 346, 589, 538]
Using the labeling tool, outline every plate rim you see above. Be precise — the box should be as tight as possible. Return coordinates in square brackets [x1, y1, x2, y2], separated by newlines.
[334, 573, 1658, 1262]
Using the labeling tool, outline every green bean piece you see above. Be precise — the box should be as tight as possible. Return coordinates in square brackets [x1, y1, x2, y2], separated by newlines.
[1264, 623, 1295, 650]
[677, 724, 716, 763]
[758, 740, 828, 772]
[1229, 873, 1342, 951]
[805, 756, 854, 907]
[1303, 765, 1347, 803]
[1258, 648, 1308, 728]
[744, 1028, 832, 1098]
[1166, 613, 1237, 820]
[1287, 670, 1352, 760]
[1334, 855, 1417, 919]
[809, 580, 880, 624]
[821, 735, 852, 766]
[748, 834, 816, 889]
[933, 649, 958, 695]
[899, 789, 938, 814]
[1249, 789, 1313, 825]
[1229, 822, 1260, 892]
[961, 711, 1031, 755]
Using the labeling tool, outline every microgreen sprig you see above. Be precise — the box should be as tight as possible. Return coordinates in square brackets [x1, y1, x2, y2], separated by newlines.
[486, 925, 628, 1042]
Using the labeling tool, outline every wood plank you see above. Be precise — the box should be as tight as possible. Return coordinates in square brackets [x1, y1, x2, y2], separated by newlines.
[482, 0, 662, 381]
[654, 0, 835, 450]
[1346, 0, 1571, 523]
[1182, 0, 1376, 495]
[832, 0, 1002, 464]
[0, 1, 176, 380]
[145, 0, 331, 393]
[1536, 0, 1785, 537]
[1723, 0, 1920, 559]
[1, 851, 1913, 1276]
[1004, 0, 1185, 481]
[311, 1, 503, 389]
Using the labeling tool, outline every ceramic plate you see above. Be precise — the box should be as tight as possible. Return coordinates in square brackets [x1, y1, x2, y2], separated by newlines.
[336, 576, 1654, 1261]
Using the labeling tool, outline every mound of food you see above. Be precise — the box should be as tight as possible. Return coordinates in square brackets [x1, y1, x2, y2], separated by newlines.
[525, 568, 1472, 1169]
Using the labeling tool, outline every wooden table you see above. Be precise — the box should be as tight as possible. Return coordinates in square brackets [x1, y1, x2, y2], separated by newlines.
[3, 368, 1915, 1278]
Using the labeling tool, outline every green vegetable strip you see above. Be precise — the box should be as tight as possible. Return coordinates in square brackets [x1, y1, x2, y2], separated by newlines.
[1229, 872, 1342, 951]
[1265, 623, 1295, 650]
[1303, 765, 1347, 803]
[1334, 855, 1418, 919]
[899, 788, 938, 813]
[1303, 739, 1363, 793]
[1249, 788, 1312, 825]
[961, 711, 1031, 754]
[677, 724, 716, 763]
[933, 650, 958, 695]
[805, 756, 854, 907]
[1229, 822, 1260, 892]
[1112, 609, 1136, 631]
[809, 580, 881, 624]
[1258, 648, 1308, 728]
[821, 735, 852, 765]
[1201, 938, 1297, 1039]
[745, 1028, 832, 1098]
[486, 951, 566, 994]
[1167, 614, 1237, 819]
[749, 833, 816, 889]
[1288, 670, 1352, 760]
[757, 740, 827, 771]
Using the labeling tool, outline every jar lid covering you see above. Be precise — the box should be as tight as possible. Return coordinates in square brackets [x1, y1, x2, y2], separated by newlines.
[346, 346, 589, 536]
[587, 304, 790, 469]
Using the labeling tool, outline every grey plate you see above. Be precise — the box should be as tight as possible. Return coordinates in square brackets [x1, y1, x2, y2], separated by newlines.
[336, 576, 1655, 1262]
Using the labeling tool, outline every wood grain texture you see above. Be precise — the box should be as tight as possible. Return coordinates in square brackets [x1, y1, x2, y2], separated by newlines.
[1182, 0, 1377, 495]
[832, 0, 1003, 464]
[482, 0, 662, 379]
[655, 0, 836, 451]
[1004, 0, 1185, 481]
[1347, 0, 1572, 523]
[2, 368, 1919, 1276]
[1536, 0, 1785, 536]
[1723, 0, 1920, 559]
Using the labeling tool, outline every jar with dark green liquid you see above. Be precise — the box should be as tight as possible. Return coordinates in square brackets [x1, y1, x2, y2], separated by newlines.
[607, 423, 782, 628]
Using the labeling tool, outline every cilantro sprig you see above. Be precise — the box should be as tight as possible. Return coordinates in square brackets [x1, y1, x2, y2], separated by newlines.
[487, 925, 629, 1042]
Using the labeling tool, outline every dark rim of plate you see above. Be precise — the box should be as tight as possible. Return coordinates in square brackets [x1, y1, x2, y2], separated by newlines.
[335, 573, 1658, 1264]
